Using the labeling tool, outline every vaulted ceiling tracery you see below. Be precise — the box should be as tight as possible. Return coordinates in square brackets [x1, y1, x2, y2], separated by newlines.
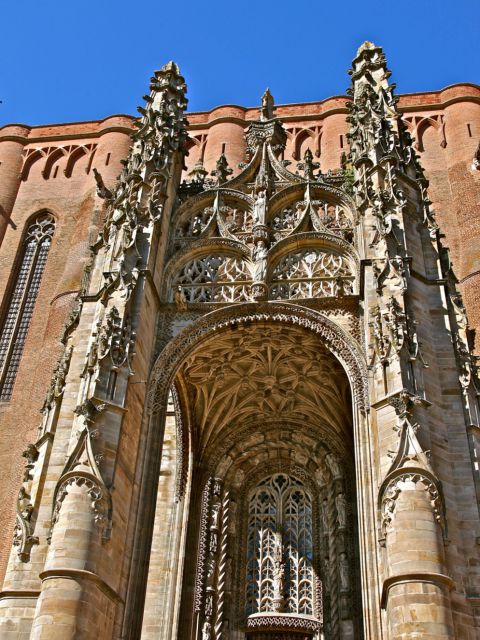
[176, 323, 353, 459]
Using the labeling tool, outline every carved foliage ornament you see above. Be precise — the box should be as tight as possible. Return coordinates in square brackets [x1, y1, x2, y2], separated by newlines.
[13, 444, 40, 562]
[41, 344, 73, 415]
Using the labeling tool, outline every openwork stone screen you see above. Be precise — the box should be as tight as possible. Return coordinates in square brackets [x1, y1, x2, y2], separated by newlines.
[0, 213, 55, 401]
[270, 249, 354, 300]
[173, 254, 252, 303]
[245, 474, 314, 617]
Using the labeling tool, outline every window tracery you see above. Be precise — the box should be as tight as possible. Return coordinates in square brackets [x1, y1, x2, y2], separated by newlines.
[175, 207, 213, 238]
[172, 254, 252, 303]
[175, 202, 253, 240]
[246, 474, 315, 618]
[270, 249, 354, 300]
[271, 204, 302, 233]
[0, 213, 55, 401]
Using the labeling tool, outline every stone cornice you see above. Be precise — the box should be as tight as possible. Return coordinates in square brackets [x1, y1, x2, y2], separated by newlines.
[0, 589, 41, 600]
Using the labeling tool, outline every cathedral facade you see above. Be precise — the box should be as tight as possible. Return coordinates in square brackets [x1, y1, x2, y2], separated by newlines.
[0, 42, 479, 639]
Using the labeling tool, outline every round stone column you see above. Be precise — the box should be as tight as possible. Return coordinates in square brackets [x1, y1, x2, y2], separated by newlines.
[30, 464, 118, 640]
[382, 475, 454, 639]
[0, 124, 30, 243]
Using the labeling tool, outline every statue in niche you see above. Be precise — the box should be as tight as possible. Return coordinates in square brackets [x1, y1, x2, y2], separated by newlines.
[206, 557, 216, 587]
[209, 530, 218, 554]
[336, 493, 347, 529]
[339, 553, 350, 591]
[322, 498, 329, 533]
[205, 592, 214, 617]
[253, 241, 268, 282]
[327, 453, 342, 479]
[174, 285, 188, 310]
[335, 277, 347, 297]
[323, 557, 331, 590]
[253, 189, 267, 226]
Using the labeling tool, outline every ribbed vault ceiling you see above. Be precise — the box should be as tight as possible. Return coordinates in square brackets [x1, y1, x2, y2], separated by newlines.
[177, 322, 353, 459]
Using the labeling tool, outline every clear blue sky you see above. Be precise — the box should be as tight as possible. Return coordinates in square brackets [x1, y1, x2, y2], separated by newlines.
[1, 0, 479, 126]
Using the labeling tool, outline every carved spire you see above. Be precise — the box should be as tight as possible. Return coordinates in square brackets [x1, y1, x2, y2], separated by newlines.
[44, 63, 189, 555]
[101, 59, 188, 241]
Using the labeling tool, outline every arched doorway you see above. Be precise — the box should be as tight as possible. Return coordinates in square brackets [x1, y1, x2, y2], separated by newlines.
[140, 307, 367, 639]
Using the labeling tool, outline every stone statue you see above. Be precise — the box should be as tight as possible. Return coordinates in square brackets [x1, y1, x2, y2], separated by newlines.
[339, 553, 349, 591]
[253, 240, 268, 282]
[210, 501, 221, 529]
[260, 88, 274, 121]
[253, 189, 267, 226]
[323, 557, 331, 590]
[336, 493, 347, 529]
[327, 453, 342, 479]
[272, 533, 285, 612]
[322, 498, 329, 533]
[174, 285, 188, 311]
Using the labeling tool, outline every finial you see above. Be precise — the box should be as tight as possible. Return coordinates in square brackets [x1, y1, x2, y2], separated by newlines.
[356, 41, 376, 56]
[260, 88, 275, 121]
[297, 148, 320, 181]
[187, 159, 208, 185]
[150, 60, 187, 99]
[211, 146, 233, 185]
[160, 60, 181, 75]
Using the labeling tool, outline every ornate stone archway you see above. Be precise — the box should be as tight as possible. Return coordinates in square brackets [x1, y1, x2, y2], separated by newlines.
[127, 303, 373, 640]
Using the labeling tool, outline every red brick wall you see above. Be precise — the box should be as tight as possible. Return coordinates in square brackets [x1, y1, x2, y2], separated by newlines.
[0, 117, 132, 578]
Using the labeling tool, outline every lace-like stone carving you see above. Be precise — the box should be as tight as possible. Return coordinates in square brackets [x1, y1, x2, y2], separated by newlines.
[173, 254, 252, 303]
[270, 249, 354, 300]
[246, 474, 315, 618]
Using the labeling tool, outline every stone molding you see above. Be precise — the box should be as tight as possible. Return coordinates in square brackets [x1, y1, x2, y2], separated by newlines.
[380, 571, 455, 609]
[39, 568, 123, 603]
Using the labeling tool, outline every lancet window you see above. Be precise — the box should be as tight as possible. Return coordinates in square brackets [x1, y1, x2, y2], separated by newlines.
[270, 248, 354, 300]
[245, 474, 315, 618]
[0, 213, 55, 401]
[172, 254, 252, 303]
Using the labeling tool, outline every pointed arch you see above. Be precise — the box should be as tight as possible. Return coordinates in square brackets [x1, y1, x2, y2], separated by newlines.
[42, 147, 68, 179]
[122, 303, 369, 638]
[64, 144, 96, 178]
[20, 148, 46, 181]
